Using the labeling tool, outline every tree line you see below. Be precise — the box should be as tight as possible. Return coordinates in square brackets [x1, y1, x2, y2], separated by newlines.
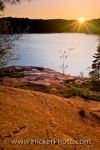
[0, 17, 100, 34]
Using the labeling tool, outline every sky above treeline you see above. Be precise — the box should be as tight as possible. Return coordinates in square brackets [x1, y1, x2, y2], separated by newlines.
[4, 0, 100, 20]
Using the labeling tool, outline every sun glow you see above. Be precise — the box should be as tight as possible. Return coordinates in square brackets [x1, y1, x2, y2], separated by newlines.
[68, 16, 89, 33]
[78, 17, 85, 24]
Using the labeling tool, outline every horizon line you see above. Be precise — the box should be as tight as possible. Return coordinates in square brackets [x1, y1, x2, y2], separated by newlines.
[1, 16, 100, 21]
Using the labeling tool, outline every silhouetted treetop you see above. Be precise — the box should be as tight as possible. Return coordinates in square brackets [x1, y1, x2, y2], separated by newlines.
[0, 0, 22, 11]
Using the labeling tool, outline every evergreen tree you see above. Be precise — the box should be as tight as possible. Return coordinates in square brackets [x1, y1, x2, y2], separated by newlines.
[90, 38, 100, 79]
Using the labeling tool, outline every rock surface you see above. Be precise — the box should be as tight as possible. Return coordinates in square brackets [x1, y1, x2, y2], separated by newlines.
[0, 86, 100, 150]
[0, 66, 89, 92]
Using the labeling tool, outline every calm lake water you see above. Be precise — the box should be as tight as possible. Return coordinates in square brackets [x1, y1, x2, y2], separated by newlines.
[9, 33, 99, 76]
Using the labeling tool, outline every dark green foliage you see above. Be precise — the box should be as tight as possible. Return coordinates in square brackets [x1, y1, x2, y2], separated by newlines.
[62, 78, 100, 101]
[60, 86, 100, 101]
[89, 38, 100, 79]
[7, 72, 24, 78]
[0, 68, 24, 78]
[89, 80, 100, 92]
[21, 84, 50, 93]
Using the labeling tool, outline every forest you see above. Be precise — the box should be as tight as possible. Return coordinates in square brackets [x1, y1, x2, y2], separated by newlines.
[0, 17, 100, 34]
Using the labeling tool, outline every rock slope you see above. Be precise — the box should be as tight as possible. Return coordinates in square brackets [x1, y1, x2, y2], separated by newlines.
[0, 66, 89, 92]
[0, 86, 100, 150]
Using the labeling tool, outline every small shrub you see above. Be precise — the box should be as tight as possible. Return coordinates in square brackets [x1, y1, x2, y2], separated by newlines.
[89, 80, 100, 92]
[25, 84, 50, 93]
[8, 72, 24, 78]
[0, 68, 25, 78]
[60, 86, 100, 101]
[79, 109, 86, 118]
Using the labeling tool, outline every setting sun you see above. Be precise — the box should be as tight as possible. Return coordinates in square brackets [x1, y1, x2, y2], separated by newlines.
[78, 17, 85, 24]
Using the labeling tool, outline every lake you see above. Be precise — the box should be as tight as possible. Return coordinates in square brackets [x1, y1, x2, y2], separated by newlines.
[9, 33, 99, 76]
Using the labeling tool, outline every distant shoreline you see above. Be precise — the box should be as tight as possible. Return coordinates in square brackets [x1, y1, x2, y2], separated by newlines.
[0, 17, 100, 34]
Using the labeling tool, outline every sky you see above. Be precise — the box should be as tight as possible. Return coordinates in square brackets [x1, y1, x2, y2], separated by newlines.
[4, 0, 100, 20]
